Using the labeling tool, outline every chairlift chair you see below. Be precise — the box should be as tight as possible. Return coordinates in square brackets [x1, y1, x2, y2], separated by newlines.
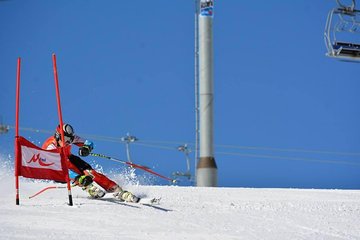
[172, 144, 192, 181]
[0, 124, 9, 134]
[0, 116, 9, 134]
[325, 0, 360, 61]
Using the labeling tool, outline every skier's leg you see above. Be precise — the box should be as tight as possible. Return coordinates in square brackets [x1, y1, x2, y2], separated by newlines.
[68, 155, 105, 198]
[68, 155, 138, 202]
[86, 170, 118, 192]
[88, 170, 139, 202]
[68, 154, 92, 173]
[68, 154, 94, 187]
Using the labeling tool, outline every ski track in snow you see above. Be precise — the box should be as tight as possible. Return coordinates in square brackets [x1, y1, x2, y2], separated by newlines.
[0, 166, 360, 239]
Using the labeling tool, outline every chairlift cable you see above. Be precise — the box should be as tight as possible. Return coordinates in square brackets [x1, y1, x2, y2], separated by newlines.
[4, 126, 360, 158]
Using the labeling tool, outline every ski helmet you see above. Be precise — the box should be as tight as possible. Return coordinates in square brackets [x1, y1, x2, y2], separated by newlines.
[55, 124, 75, 143]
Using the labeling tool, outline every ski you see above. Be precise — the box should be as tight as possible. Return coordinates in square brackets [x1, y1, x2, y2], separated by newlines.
[105, 193, 161, 205]
[138, 198, 161, 205]
[96, 198, 141, 208]
[111, 197, 170, 212]
[138, 197, 161, 205]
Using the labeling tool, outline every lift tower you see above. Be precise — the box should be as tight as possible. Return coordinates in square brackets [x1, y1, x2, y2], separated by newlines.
[196, 0, 217, 187]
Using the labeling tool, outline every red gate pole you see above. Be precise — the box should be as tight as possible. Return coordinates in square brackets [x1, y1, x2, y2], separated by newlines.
[15, 57, 21, 205]
[52, 53, 73, 206]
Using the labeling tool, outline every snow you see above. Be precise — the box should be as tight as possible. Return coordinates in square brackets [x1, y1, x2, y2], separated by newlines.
[1, 164, 360, 240]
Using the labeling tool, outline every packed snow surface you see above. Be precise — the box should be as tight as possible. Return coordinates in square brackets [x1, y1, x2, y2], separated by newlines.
[1, 166, 360, 240]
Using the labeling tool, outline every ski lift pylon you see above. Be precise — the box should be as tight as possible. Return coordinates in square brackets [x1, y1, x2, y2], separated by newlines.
[325, 0, 360, 61]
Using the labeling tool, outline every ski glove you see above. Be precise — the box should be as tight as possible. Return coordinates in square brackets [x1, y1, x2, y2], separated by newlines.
[78, 140, 94, 157]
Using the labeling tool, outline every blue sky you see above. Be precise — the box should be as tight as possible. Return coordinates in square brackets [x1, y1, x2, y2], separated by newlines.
[1, 1, 360, 189]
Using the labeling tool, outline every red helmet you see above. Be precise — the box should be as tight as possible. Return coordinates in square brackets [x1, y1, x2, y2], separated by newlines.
[55, 124, 75, 143]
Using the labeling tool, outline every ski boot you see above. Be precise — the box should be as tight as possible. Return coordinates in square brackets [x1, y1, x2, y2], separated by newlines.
[112, 186, 139, 203]
[84, 183, 106, 199]
[74, 175, 106, 199]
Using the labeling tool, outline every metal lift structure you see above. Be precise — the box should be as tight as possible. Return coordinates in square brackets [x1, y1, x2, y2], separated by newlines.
[172, 144, 192, 181]
[325, 0, 360, 61]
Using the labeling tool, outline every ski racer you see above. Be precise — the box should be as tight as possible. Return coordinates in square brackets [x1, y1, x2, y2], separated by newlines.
[42, 123, 139, 203]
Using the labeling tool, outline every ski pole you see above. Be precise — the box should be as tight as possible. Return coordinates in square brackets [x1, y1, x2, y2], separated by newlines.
[90, 153, 177, 183]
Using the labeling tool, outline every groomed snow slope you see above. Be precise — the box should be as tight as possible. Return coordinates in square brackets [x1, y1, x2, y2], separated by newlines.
[0, 167, 359, 240]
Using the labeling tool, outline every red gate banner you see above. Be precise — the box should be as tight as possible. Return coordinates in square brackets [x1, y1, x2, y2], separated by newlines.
[16, 136, 67, 182]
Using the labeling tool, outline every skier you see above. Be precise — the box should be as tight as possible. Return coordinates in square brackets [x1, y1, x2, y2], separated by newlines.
[42, 123, 139, 203]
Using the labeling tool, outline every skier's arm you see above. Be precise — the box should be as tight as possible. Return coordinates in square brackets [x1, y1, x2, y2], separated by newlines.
[72, 135, 86, 147]
[72, 135, 94, 157]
